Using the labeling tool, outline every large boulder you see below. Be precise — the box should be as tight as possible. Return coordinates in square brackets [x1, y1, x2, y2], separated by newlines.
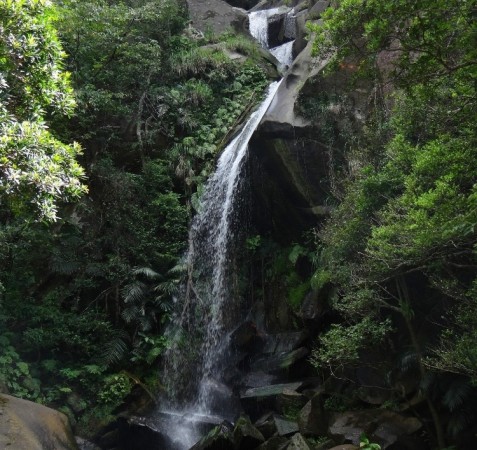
[241, 382, 304, 400]
[250, 347, 309, 372]
[249, 41, 333, 240]
[186, 0, 249, 35]
[256, 435, 289, 450]
[261, 331, 308, 354]
[255, 412, 278, 439]
[328, 446, 359, 450]
[0, 394, 78, 450]
[274, 415, 299, 436]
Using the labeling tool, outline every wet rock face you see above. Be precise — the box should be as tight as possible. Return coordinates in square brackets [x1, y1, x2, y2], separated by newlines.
[0, 394, 78, 450]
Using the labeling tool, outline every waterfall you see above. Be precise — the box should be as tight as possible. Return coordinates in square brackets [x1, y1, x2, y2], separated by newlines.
[159, 80, 281, 448]
[193, 80, 281, 413]
[157, 9, 286, 449]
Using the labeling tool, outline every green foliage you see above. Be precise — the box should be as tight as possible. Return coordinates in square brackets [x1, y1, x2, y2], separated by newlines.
[359, 433, 381, 450]
[282, 404, 302, 421]
[308, 0, 477, 388]
[171, 61, 268, 192]
[0, 336, 37, 399]
[245, 235, 262, 252]
[310, 268, 330, 291]
[306, 436, 330, 447]
[98, 373, 132, 405]
[323, 394, 347, 412]
[0, 0, 75, 118]
[130, 333, 168, 365]
[0, 0, 86, 220]
[310, 318, 391, 371]
[244, 235, 318, 318]
[309, 0, 476, 87]
[0, 0, 274, 434]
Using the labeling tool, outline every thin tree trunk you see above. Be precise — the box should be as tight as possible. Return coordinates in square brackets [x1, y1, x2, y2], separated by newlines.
[396, 278, 446, 449]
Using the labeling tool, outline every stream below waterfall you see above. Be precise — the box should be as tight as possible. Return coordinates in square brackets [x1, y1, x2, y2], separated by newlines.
[155, 7, 296, 449]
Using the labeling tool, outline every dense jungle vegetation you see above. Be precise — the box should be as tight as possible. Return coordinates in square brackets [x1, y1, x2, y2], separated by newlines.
[306, 0, 477, 447]
[0, 0, 476, 447]
[0, 0, 269, 433]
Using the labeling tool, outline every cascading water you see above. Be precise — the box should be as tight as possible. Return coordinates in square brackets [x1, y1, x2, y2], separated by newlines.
[249, 7, 296, 67]
[157, 8, 293, 449]
[270, 40, 295, 67]
[192, 79, 282, 413]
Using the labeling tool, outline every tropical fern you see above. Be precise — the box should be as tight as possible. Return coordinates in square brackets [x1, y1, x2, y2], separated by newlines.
[132, 267, 161, 279]
[121, 305, 143, 324]
[442, 379, 472, 412]
[397, 350, 420, 374]
[122, 281, 147, 304]
[100, 330, 130, 366]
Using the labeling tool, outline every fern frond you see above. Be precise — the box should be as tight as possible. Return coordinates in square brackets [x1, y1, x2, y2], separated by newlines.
[168, 262, 187, 275]
[122, 281, 146, 304]
[419, 372, 437, 395]
[443, 379, 472, 412]
[138, 315, 154, 332]
[121, 305, 142, 324]
[132, 267, 161, 279]
[447, 411, 470, 437]
[51, 258, 81, 275]
[397, 350, 419, 373]
[100, 335, 129, 366]
[155, 280, 178, 295]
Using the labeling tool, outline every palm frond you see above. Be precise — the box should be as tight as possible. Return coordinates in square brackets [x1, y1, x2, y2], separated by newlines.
[168, 262, 187, 275]
[155, 280, 178, 295]
[51, 258, 81, 275]
[138, 315, 154, 332]
[419, 372, 437, 395]
[447, 411, 471, 437]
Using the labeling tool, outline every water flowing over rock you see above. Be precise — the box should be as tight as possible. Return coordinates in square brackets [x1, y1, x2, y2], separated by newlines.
[159, 76, 282, 447]
[155, 5, 313, 449]
[249, 6, 296, 67]
[270, 41, 295, 68]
